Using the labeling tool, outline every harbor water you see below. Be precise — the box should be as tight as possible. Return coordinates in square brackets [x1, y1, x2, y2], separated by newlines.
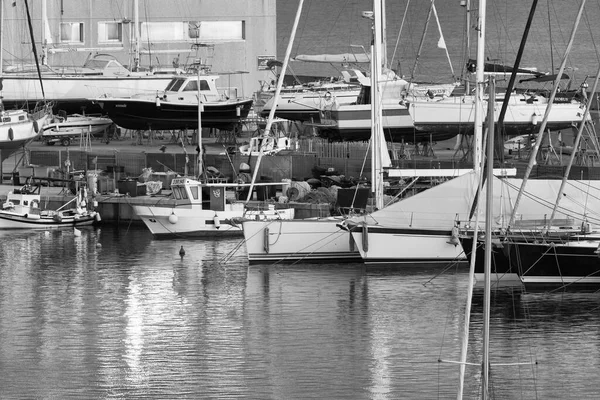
[1, 225, 600, 399]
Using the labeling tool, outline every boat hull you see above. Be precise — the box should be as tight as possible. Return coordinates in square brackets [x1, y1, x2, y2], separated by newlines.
[97, 97, 253, 131]
[242, 218, 361, 263]
[318, 103, 457, 142]
[0, 213, 97, 229]
[1, 75, 178, 114]
[133, 205, 295, 239]
[505, 239, 600, 287]
[459, 236, 520, 282]
[408, 96, 587, 137]
[42, 115, 113, 138]
[0, 110, 50, 162]
[348, 225, 467, 265]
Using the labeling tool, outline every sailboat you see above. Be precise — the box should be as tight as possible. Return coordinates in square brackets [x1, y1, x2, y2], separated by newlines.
[0, 0, 186, 114]
[241, 0, 390, 264]
[0, 0, 51, 164]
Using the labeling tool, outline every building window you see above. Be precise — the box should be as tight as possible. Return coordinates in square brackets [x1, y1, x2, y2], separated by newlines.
[188, 21, 245, 41]
[60, 22, 84, 43]
[139, 21, 245, 42]
[98, 22, 123, 43]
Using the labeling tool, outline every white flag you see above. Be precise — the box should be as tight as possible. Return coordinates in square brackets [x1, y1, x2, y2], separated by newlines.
[437, 36, 447, 49]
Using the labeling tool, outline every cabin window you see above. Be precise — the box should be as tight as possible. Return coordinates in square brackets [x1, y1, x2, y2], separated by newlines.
[60, 22, 84, 43]
[187, 21, 245, 41]
[11, 200, 20, 205]
[2, 117, 10, 123]
[182, 80, 210, 92]
[18, 115, 25, 121]
[98, 22, 123, 43]
[172, 187, 183, 200]
[189, 186, 199, 200]
[166, 78, 186, 92]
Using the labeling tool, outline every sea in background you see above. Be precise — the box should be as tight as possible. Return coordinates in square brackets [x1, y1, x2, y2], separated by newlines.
[3, 1, 600, 399]
[277, 0, 600, 90]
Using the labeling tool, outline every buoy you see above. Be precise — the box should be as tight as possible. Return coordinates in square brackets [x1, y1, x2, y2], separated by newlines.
[155, 96, 161, 107]
[8, 127, 13, 141]
[348, 232, 355, 252]
[362, 223, 369, 253]
[447, 226, 460, 246]
[74, 227, 81, 237]
[531, 113, 538, 125]
[94, 213, 102, 222]
[33, 120, 39, 133]
[213, 215, 221, 229]
[263, 227, 269, 253]
[96, 242, 102, 248]
[168, 212, 178, 224]
[179, 245, 185, 258]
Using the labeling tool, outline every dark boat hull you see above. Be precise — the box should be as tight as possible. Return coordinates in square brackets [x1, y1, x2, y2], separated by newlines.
[97, 98, 253, 131]
[505, 239, 600, 287]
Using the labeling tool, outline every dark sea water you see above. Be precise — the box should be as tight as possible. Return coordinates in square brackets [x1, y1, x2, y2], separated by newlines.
[1, 225, 600, 399]
[277, 0, 600, 87]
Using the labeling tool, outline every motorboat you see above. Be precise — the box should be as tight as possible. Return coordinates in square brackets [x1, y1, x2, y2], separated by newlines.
[95, 74, 253, 131]
[42, 113, 114, 146]
[131, 176, 295, 238]
[0, 181, 100, 229]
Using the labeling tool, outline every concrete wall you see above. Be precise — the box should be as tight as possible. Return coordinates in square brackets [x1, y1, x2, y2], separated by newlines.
[5, 0, 276, 96]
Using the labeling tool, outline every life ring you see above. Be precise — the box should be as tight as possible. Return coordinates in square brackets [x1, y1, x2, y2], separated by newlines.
[33, 120, 39, 133]
[8, 127, 13, 141]
[31, 199, 39, 208]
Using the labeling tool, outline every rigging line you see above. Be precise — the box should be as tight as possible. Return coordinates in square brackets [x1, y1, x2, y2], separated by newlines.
[389, 0, 410, 73]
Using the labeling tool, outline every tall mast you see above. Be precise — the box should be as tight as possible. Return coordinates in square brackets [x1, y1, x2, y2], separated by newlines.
[133, 0, 140, 71]
[372, 0, 385, 210]
[472, 0, 486, 173]
[245, 0, 304, 202]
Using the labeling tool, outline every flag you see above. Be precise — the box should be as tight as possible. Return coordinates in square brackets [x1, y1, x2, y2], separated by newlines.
[437, 36, 447, 50]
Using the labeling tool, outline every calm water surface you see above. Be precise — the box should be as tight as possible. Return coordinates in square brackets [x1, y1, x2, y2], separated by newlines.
[1, 226, 600, 399]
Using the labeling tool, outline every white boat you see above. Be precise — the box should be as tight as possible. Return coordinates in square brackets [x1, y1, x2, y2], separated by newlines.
[2, 54, 185, 115]
[242, 0, 390, 263]
[238, 118, 294, 156]
[0, 106, 50, 161]
[408, 90, 588, 137]
[42, 113, 114, 146]
[132, 176, 295, 238]
[258, 76, 363, 123]
[317, 72, 458, 142]
[0, 182, 100, 229]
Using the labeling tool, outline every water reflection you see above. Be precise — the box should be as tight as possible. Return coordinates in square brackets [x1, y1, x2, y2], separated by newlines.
[1, 227, 600, 398]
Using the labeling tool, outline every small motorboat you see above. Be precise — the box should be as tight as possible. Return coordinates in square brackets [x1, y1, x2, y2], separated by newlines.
[42, 113, 114, 146]
[0, 180, 101, 229]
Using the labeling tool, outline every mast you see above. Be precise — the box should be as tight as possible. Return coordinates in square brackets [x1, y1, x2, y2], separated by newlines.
[472, 0, 485, 174]
[246, 0, 304, 202]
[197, 68, 204, 178]
[372, 0, 386, 210]
[508, 0, 586, 230]
[133, 0, 140, 71]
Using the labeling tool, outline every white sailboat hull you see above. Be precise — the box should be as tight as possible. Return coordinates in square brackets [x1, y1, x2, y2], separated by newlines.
[409, 94, 588, 136]
[242, 218, 361, 263]
[349, 226, 466, 265]
[0, 110, 50, 161]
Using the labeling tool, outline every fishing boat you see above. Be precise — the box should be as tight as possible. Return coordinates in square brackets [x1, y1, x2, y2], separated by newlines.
[131, 176, 294, 238]
[0, 181, 100, 229]
[95, 74, 253, 131]
[42, 113, 113, 146]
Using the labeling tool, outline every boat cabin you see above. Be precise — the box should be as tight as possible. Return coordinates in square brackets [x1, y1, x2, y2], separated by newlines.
[171, 177, 229, 211]
[160, 75, 226, 102]
[2, 188, 42, 217]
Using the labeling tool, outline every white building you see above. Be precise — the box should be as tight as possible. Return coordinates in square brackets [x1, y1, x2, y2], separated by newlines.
[3, 0, 277, 97]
